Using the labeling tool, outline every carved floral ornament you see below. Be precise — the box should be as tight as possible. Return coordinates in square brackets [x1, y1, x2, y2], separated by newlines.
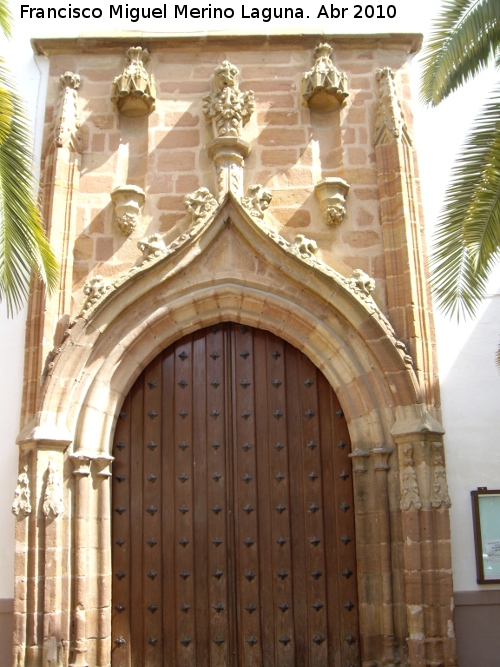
[302, 43, 349, 111]
[203, 61, 255, 139]
[111, 46, 156, 117]
[12, 465, 31, 516]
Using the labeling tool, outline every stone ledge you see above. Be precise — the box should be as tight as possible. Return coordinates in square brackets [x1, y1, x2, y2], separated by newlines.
[31, 32, 422, 56]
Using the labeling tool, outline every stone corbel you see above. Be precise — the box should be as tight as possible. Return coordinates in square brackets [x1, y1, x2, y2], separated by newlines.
[302, 43, 349, 111]
[203, 61, 254, 200]
[314, 177, 350, 225]
[111, 46, 156, 117]
[111, 184, 146, 236]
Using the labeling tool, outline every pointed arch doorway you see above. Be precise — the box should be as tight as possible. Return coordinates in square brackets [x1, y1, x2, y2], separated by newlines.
[111, 322, 359, 666]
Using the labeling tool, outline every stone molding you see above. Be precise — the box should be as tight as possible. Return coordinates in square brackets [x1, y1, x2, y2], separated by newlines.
[111, 46, 156, 117]
[302, 42, 349, 111]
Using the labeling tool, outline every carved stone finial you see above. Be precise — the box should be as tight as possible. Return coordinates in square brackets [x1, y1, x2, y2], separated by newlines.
[137, 233, 166, 265]
[314, 177, 350, 225]
[291, 234, 318, 257]
[347, 269, 375, 297]
[81, 275, 113, 314]
[241, 184, 273, 220]
[43, 460, 64, 518]
[111, 47, 156, 117]
[400, 443, 421, 511]
[12, 465, 31, 516]
[373, 67, 410, 146]
[302, 43, 349, 111]
[203, 61, 254, 200]
[110, 185, 146, 236]
[184, 188, 218, 233]
[203, 61, 255, 138]
[53, 71, 81, 152]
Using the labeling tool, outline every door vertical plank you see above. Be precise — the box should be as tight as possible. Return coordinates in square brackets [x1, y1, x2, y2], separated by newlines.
[253, 329, 274, 667]
[111, 393, 131, 667]
[231, 324, 262, 667]
[143, 356, 163, 664]
[174, 337, 196, 667]
[130, 377, 144, 664]
[192, 331, 210, 666]
[285, 345, 309, 667]
[162, 347, 176, 667]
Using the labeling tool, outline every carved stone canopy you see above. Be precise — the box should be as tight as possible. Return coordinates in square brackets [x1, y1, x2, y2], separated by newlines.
[111, 46, 156, 117]
[302, 43, 349, 111]
[110, 184, 146, 236]
[314, 177, 350, 225]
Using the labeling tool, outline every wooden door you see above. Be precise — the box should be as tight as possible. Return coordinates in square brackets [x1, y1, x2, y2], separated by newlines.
[112, 323, 359, 666]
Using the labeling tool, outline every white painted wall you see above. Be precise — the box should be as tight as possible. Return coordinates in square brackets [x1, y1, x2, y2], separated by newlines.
[1, 0, 498, 599]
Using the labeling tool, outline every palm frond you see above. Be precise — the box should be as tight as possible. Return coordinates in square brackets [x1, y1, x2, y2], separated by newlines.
[430, 84, 500, 319]
[420, 0, 500, 106]
[0, 60, 58, 315]
[0, 0, 12, 38]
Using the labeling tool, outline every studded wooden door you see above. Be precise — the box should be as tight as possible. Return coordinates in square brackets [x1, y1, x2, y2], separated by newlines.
[112, 323, 359, 666]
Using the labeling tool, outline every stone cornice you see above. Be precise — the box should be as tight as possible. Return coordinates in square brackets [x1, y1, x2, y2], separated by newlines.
[31, 32, 423, 56]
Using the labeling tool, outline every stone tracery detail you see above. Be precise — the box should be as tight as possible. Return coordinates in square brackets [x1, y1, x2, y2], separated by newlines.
[111, 46, 156, 117]
[241, 184, 273, 220]
[400, 443, 421, 511]
[373, 67, 411, 146]
[302, 43, 349, 111]
[53, 71, 82, 152]
[12, 465, 31, 516]
[43, 459, 64, 518]
[431, 442, 452, 509]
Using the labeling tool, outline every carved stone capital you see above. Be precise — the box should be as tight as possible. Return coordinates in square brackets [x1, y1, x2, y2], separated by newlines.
[314, 177, 350, 225]
[111, 185, 146, 236]
[53, 71, 81, 152]
[302, 43, 348, 111]
[372, 446, 393, 471]
[241, 184, 273, 220]
[349, 448, 371, 474]
[111, 46, 156, 117]
[373, 67, 410, 146]
[43, 459, 64, 518]
[12, 465, 31, 516]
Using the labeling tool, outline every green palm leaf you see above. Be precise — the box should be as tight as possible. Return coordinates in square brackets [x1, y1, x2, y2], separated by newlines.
[0, 60, 58, 315]
[430, 85, 500, 319]
[0, 0, 11, 38]
[420, 0, 500, 106]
